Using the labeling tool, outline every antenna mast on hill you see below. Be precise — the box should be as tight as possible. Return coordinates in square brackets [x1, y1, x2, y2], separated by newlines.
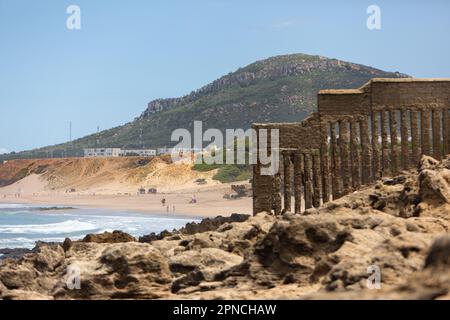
[96, 126, 100, 146]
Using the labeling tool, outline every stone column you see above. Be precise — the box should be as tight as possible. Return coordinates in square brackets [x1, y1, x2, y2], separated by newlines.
[389, 110, 399, 175]
[339, 121, 351, 195]
[304, 153, 313, 210]
[312, 153, 322, 208]
[432, 109, 442, 160]
[444, 109, 450, 156]
[330, 122, 341, 199]
[381, 110, 390, 175]
[293, 152, 303, 214]
[371, 112, 381, 180]
[421, 109, 431, 156]
[350, 121, 361, 189]
[283, 151, 292, 212]
[252, 164, 259, 215]
[410, 110, 420, 165]
[252, 128, 275, 215]
[273, 173, 282, 215]
[320, 127, 330, 204]
[360, 117, 372, 184]
[252, 164, 274, 215]
[400, 109, 410, 170]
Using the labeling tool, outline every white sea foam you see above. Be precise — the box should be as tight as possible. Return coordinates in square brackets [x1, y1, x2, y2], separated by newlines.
[0, 220, 98, 234]
[0, 237, 32, 244]
[0, 207, 200, 249]
[0, 236, 79, 249]
[0, 237, 36, 249]
[0, 203, 27, 209]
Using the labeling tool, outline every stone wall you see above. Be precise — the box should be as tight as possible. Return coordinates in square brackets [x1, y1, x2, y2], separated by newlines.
[253, 78, 450, 215]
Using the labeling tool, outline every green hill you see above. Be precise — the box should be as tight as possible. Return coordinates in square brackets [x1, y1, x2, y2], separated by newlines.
[1, 53, 408, 161]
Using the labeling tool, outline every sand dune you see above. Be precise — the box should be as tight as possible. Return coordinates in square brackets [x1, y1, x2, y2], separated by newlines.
[0, 157, 220, 194]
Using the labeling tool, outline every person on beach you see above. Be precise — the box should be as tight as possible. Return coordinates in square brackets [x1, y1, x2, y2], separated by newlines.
[162, 198, 166, 206]
[172, 205, 175, 213]
[166, 205, 169, 213]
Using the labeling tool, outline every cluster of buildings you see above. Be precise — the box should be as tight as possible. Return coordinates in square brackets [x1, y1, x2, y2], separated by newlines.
[83, 147, 203, 158]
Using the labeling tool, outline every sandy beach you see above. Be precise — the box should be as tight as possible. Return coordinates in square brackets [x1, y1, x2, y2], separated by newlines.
[0, 183, 252, 218]
[0, 158, 253, 217]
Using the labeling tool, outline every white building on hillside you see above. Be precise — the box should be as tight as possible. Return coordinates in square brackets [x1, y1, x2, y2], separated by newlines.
[84, 148, 158, 158]
[84, 148, 121, 157]
[120, 149, 156, 157]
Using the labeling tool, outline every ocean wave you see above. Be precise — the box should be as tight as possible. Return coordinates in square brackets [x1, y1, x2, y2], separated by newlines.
[0, 237, 32, 244]
[0, 220, 98, 234]
[0, 203, 27, 209]
[0, 208, 201, 249]
[0, 236, 80, 249]
[0, 237, 39, 249]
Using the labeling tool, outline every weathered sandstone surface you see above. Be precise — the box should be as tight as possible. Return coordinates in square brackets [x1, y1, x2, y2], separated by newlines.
[1, 156, 449, 300]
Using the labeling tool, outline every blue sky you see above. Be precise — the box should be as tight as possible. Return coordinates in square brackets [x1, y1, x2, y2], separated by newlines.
[1, 0, 449, 153]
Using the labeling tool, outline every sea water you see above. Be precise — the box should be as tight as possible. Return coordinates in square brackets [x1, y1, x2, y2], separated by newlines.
[0, 203, 200, 249]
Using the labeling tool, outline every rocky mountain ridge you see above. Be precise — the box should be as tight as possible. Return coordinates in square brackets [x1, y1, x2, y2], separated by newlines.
[142, 54, 407, 117]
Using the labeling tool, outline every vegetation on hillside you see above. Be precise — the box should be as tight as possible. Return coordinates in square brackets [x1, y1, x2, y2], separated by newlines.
[193, 138, 252, 183]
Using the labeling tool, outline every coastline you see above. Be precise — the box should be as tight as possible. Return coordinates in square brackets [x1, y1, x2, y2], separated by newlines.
[0, 203, 207, 252]
[0, 177, 252, 251]
[0, 157, 253, 218]
[0, 184, 252, 218]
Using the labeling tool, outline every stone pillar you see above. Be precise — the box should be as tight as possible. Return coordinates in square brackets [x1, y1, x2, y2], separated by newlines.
[252, 165, 274, 215]
[304, 153, 313, 210]
[381, 110, 390, 175]
[432, 109, 442, 160]
[410, 110, 420, 165]
[371, 112, 381, 180]
[282, 151, 292, 212]
[330, 122, 341, 199]
[252, 128, 275, 215]
[421, 109, 431, 156]
[273, 173, 282, 215]
[252, 164, 259, 215]
[400, 109, 410, 170]
[350, 121, 361, 189]
[320, 127, 330, 204]
[360, 117, 372, 184]
[312, 153, 322, 208]
[293, 152, 303, 214]
[339, 121, 351, 195]
[444, 109, 450, 156]
[389, 110, 399, 175]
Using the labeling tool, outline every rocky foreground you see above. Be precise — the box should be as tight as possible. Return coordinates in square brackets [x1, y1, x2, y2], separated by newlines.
[1, 156, 450, 300]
